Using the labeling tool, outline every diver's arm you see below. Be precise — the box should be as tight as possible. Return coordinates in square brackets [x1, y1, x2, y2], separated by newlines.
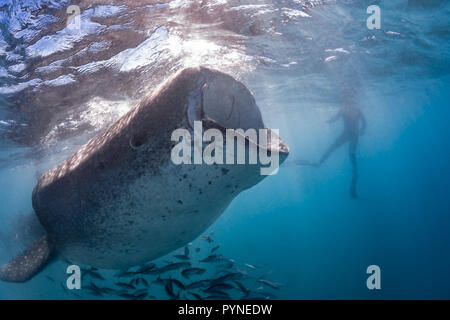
[327, 110, 341, 124]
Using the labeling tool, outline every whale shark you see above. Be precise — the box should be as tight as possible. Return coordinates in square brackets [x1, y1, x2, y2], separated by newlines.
[0, 67, 289, 282]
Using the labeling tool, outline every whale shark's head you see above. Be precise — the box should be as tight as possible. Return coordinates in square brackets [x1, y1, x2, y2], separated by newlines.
[127, 67, 289, 176]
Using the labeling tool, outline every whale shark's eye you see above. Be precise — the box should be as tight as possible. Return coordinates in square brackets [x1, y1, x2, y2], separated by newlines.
[130, 135, 145, 150]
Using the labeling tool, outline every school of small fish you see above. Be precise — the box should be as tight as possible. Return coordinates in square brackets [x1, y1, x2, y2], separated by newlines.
[54, 232, 282, 300]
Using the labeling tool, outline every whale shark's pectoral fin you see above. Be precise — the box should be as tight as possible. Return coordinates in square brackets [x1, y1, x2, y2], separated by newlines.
[0, 235, 53, 282]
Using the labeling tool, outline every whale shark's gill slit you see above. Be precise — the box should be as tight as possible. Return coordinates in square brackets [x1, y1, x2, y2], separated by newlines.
[187, 83, 206, 129]
[200, 83, 207, 120]
[224, 95, 236, 124]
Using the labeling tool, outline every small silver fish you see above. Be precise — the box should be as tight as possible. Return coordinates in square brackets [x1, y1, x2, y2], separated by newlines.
[256, 279, 280, 290]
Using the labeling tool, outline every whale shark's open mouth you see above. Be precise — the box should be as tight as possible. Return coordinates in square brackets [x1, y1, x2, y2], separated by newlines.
[187, 68, 289, 157]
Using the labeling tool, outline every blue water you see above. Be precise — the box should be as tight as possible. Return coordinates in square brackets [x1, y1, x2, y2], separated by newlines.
[0, 0, 449, 299]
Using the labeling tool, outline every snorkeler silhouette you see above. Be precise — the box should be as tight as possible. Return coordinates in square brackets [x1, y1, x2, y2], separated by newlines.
[296, 94, 367, 198]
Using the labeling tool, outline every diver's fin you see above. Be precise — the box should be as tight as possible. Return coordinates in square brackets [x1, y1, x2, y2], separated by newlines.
[0, 235, 53, 282]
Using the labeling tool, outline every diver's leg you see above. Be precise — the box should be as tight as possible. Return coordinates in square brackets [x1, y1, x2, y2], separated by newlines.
[318, 133, 348, 166]
[349, 137, 358, 198]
